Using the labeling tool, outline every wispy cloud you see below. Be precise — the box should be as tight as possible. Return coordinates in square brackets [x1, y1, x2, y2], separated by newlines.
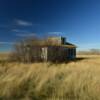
[0, 42, 14, 45]
[48, 32, 63, 35]
[15, 19, 33, 26]
[12, 29, 29, 33]
[16, 33, 36, 37]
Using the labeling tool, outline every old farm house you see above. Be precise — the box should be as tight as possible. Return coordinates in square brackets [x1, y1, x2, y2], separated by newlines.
[30, 36, 76, 62]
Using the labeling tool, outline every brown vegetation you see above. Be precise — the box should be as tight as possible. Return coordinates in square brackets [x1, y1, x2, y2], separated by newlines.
[10, 36, 58, 63]
[0, 54, 100, 100]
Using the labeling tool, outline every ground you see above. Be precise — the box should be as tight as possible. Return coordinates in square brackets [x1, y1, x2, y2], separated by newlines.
[0, 54, 100, 100]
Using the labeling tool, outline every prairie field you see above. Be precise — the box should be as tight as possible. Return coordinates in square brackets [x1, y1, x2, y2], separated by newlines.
[0, 54, 100, 100]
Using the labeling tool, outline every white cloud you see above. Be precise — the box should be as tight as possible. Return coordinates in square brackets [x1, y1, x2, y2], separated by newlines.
[48, 32, 63, 35]
[0, 42, 14, 45]
[16, 33, 36, 37]
[12, 29, 29, 33]
[12, 29, 22, 32]
[15, 19, 33, 26]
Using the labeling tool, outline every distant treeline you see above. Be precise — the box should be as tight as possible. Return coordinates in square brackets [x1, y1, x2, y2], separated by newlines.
[77, 49, 100, 55]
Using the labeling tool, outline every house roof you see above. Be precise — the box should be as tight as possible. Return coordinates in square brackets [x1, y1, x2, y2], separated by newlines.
[53, 43, 76, 48]
[46, 42, 76, 48]
[64, 42, 77, 48]
[29, 36, 77, 48]
[30, 42, 76, 48]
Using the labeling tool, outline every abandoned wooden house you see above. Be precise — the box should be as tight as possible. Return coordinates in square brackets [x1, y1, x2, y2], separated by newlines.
[30, 36, 76, 62]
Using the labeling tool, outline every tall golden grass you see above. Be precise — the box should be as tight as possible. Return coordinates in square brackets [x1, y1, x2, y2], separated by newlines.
[0, 55, 100, 100]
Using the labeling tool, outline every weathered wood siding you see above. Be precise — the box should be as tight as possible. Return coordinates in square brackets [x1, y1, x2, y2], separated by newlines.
[32, 46, 42, 61]
[67, 48, 76, 59]
[47, 37, 66, 45]
[46, 46, 68, 61]
[46, 47, 76, 61]
[31, 46, 76, 62]
[41, 47, 48, 61]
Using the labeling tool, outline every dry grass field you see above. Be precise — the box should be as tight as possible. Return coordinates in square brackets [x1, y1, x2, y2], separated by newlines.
[0, 54, 100, 100]
[0, 52, 10, 60]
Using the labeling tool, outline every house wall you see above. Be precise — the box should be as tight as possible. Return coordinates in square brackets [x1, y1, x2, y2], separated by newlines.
[47, 37, 66, 45]
[31, 46, 76, 62]
[32, 46, 42, 61]
[41, 47, 48, 61]
[47, 47, 76, 61]
[46, 46, 68, 61]
[67, 48, 76, 59]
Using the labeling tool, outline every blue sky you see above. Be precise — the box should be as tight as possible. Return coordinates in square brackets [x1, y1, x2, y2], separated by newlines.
[0, 0, 100, 52]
